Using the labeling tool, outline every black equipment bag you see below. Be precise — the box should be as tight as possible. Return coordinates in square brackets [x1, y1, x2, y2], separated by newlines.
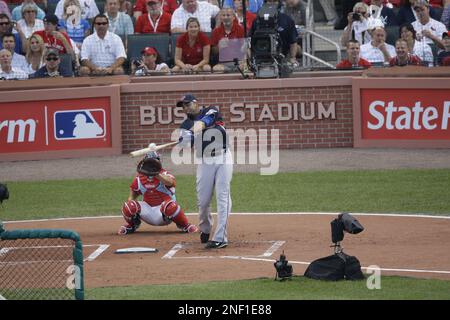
[344, 255, 366, 280]
[304, 253, 365, 281]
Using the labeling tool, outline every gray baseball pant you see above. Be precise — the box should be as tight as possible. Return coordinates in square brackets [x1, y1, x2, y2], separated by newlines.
[196, 151, 233, 243]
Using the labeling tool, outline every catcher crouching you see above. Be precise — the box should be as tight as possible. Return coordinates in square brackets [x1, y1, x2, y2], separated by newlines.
[118, 151, 199, 235]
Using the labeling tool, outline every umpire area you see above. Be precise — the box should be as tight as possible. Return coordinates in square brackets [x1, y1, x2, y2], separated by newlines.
[3, 213, 450, 288]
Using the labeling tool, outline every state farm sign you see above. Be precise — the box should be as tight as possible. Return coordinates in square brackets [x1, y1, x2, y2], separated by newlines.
[0, 97, 112, 154]
[361, 89, 450, 140]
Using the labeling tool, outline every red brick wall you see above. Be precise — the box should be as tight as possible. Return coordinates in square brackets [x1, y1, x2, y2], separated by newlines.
[120, 85, 353, 153]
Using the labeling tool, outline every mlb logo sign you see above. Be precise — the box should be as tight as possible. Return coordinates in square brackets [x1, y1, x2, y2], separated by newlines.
[0, 95, 116, 158]
[54, 109, 106, 140]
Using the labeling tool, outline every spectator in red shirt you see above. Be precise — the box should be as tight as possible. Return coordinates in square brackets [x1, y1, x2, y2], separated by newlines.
[211, 7, 246, 72]
[135, 0, 171, 34]
[336, 39, 372, 69]
[389, 38, 423, 65]
[133, 0, 178, 19]
[233, 0, 256, 34]
[32, 13, 74, 59]
[172, 17, 211, 73]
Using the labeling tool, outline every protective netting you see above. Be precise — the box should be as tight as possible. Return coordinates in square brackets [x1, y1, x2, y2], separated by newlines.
[0, 237, 79, 300]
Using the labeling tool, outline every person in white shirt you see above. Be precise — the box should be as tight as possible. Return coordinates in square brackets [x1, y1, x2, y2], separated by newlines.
[16, 3, 44, 39]
[2, 33, 29, 72]
[411, 0, 446, 49]
[171, 0, 220, 33]
[360, 26, 396, 64]
[80, 14, 126, 76]
[55, 0, 100, 21]
[0, 49, 28, 79]
[340, 2, 372, 47]
[105, 0, 134, 36]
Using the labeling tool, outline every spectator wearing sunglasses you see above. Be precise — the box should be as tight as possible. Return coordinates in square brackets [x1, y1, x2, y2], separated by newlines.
[411, 0, 446, 49]
[80, 14, 126, 76]
[31, 48, 74, 77]
[0, 13, 25, 54]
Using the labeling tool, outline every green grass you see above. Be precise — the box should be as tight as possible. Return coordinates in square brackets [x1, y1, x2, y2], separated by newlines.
[0, 287, 76, 300]
[1, 169, 450, 221]
[87, 276, 450, 300]
[2, 169, 450, 300]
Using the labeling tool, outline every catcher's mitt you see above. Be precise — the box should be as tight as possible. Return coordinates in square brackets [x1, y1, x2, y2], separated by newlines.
[0, 183, 9, 204]
[137, 158, 162, 177]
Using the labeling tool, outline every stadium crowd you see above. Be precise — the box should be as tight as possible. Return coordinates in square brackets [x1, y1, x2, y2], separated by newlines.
[0, 0, 448, 79]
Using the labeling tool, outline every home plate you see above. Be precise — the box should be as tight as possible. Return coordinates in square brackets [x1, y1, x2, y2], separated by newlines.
[115, 247, 158, 254]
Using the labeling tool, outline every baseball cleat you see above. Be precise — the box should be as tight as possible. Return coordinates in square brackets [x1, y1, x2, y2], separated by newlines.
[205, 241, 228, 249]
[200, 232, 210, 244]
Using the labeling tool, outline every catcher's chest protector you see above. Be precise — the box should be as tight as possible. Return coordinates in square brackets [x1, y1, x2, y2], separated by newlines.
[304, 253, 365, 281]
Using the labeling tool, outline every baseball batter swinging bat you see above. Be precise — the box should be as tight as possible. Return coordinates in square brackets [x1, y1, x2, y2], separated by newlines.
[129, 141, 179, 158]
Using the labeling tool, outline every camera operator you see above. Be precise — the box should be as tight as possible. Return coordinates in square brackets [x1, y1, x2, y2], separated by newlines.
[340, 2, 371, 47]
[249, 0, 299, 66]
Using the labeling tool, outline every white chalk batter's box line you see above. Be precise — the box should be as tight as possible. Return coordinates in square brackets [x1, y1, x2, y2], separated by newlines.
[0, 244, 109, 265]
[162, 241, 450, 276]
[162, 240, 286, 260]
[4, 212, 450, 224]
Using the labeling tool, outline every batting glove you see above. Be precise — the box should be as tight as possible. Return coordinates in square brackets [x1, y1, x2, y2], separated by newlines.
[178, 129, 193, 147]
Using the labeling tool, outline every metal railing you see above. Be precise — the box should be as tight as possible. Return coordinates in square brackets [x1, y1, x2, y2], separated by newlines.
[302, 29, 341, 69]
[302, 0, 341, 69]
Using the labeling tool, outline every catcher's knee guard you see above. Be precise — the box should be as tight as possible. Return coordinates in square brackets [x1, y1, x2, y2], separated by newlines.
[160, 200, 189, 229]
[122, 200, 142, 227]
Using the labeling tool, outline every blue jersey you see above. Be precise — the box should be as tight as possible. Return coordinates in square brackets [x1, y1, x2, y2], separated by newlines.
[223, 0, 263, 13]
[179, 106, 228, 158]
[58, 19, 90, 44]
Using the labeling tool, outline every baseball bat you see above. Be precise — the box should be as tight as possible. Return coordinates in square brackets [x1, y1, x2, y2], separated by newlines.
[129, 141, 179, 158]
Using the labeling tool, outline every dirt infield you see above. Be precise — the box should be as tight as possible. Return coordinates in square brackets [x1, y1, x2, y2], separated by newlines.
[3, 213, 450, 288]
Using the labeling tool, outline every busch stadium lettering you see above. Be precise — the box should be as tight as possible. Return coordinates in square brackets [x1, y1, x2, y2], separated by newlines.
[229, 102, 336, 122]
[139, 102, 336, 125]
